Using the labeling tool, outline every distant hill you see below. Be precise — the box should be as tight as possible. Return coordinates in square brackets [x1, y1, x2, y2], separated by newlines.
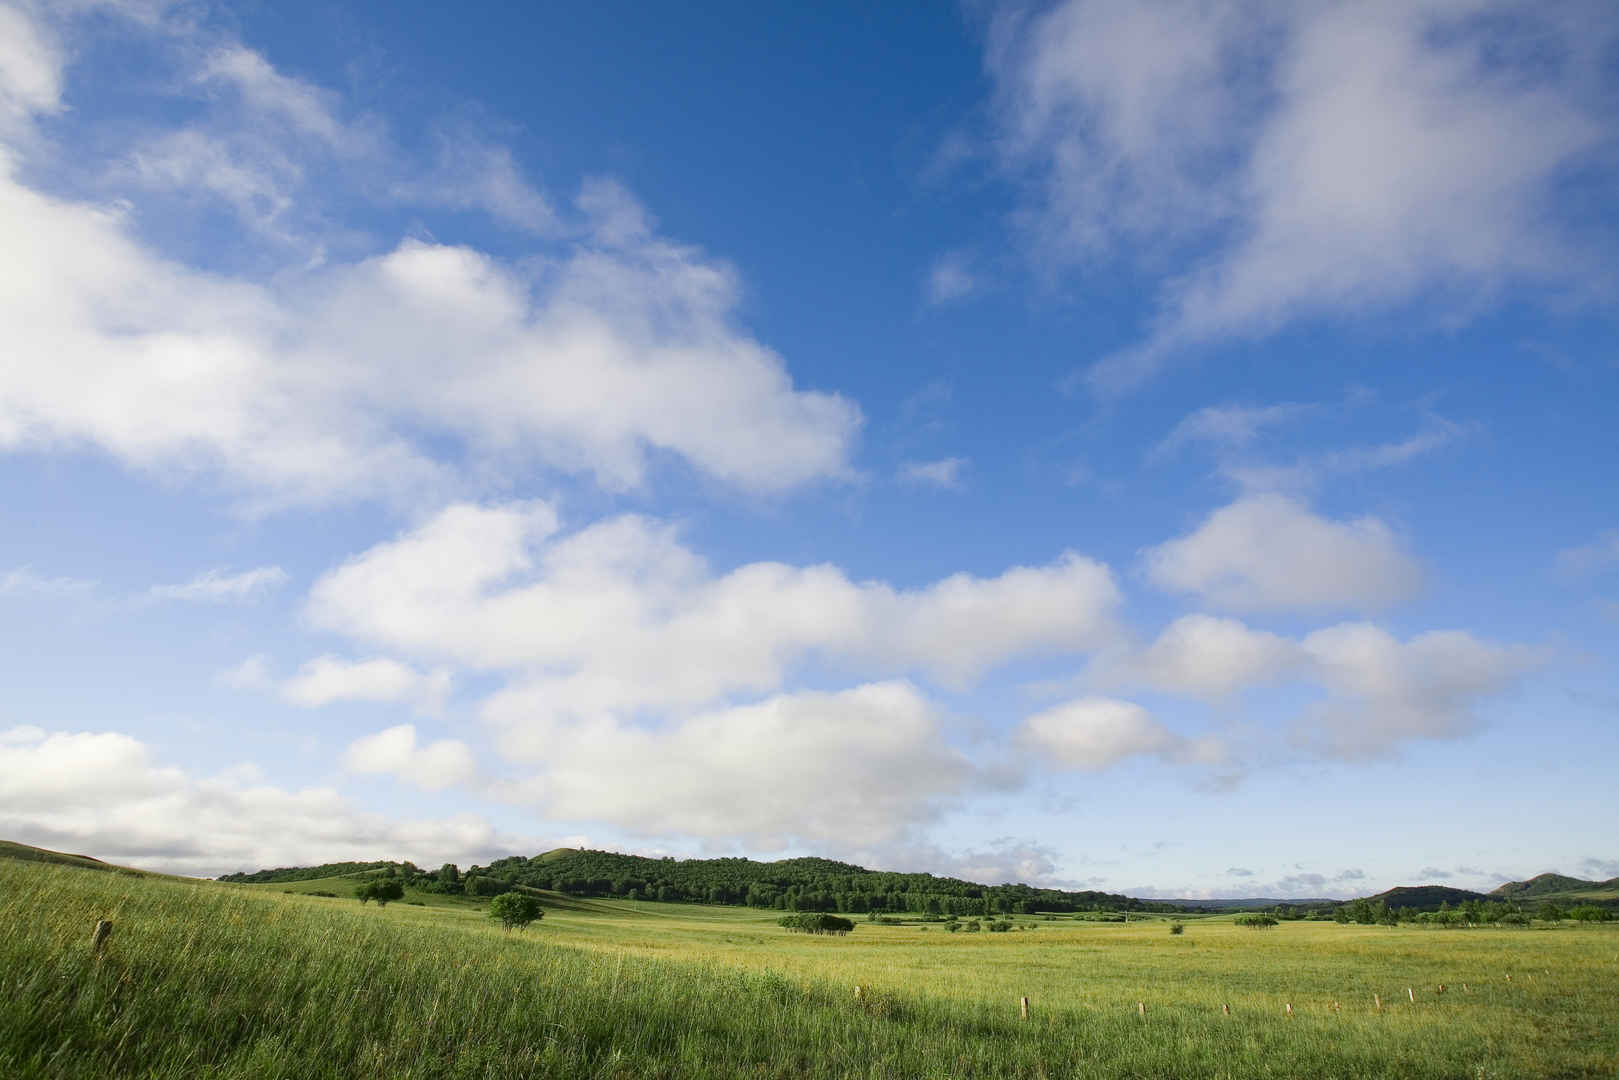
[1491, 872, 1619, 902]
[1365, 885, 1489, 910]
[480, 847, 1187, 915]
[216, 846, 1201, 915]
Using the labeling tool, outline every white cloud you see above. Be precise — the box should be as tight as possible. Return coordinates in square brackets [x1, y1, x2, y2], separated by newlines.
[899, 456, 968, 490]
[0, 725, 524, 876]
[197, 45, 344, 144]
[0, 10, 861, 508]
[307, 502, 1122, 736]
[1019, 697, 1223, 771]
[1144, 493, 1423, 613]
[492, 682, 978, 850]
[1297, 623, 1532, 758]
[1557, 530, 1619, 576]
[1093, 613, 1531, 758]
[1151, 402, 1308, 462]
[342, 724, 476, 791]
[0, 566, 94, 596]
[989, 0, 1614, 393]
[282, 656, 451, 711]
[148, 565, 288, 602]
[926, 251, 977, 304]
[1102, 613, 1298, 699]
[216, 654, 274, 692]
[0, 2, 62, 134]
[1319, 415, 1468, 473]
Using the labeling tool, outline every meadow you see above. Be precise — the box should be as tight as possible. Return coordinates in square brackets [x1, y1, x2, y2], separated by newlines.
[3, 857, 1617, 1078]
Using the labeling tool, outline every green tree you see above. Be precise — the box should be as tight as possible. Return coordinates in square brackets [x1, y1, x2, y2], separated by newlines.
[355, 880, 404, 907]
[488, 892, 544, 932]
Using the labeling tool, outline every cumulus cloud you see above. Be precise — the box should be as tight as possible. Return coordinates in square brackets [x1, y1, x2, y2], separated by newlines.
[342, 724, 476, 791]
[493, 682, 979, 850]
[1144, 493, 1423, 613]
[1099, 613, 1297, 699]
[148, 566, 288, 602]
[0, 7, 861, 509]
[0, 725, 523, 875]
[308, 500, 1122, 730]
[1019, 697, 1224, 771]
[282, 656, 451, 712]
[1296, 623, 1534, 758]
[1226, 866, 1254, 877]
[1097, 613, 1531, 757]
[989, 0, 1615, 393]
[899, 457, 968, 490]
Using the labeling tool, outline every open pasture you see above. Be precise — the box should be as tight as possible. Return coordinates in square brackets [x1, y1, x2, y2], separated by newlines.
[3, 858, 1616, 1078]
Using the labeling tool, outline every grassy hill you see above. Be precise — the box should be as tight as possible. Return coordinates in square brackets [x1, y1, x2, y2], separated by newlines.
[1491, 872, 1619, 902]
[0, 839, 183, 879]
[5, 851, 1619, 1078]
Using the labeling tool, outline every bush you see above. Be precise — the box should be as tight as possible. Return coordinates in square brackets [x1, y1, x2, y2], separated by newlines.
[987, 920, 1012, 933]
[1169, 921, 1185, 935]
[488, 892, 544, 932]
[1569, 905, 1612, 923]
[1234, 914, 1278, 929]
[777, 912, 854, 935]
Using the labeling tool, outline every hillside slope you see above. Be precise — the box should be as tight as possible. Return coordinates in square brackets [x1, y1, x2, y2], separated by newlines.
[1491, 872, 1619, 901]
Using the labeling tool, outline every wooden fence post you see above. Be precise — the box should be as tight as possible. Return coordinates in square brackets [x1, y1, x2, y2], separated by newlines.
[1408, 987, 1415, 1003]
[1020, 996, 1030, 1021]
[1222, 1004, 1230, 1016]
[1374, 994, 1382, 1012]
[1285, 1003, 1293, 1019]
[90, 919, 112, 955]
[1138, 1001, 1146, 1017]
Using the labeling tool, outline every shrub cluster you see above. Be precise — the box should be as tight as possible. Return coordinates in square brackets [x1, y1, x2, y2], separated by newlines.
[1234, 914, 1278, 929]
[777, 912, 855, 935]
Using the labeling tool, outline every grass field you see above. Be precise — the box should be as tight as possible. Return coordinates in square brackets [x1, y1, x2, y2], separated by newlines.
[4, 857, 1617, 1078]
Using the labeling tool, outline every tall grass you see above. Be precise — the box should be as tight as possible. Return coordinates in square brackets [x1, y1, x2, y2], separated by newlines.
[3, 860, 1616, 1078]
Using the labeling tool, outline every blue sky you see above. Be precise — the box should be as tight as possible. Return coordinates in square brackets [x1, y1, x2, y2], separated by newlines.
[1, 0, 1616, 898]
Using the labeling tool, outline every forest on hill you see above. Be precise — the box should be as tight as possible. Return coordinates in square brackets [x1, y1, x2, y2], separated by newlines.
[478, 848, 1194, 915]
[221, 847, 1191, 915]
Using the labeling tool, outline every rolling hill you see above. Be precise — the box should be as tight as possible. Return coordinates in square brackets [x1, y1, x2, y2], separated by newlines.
[1491, 872, 1619, 902]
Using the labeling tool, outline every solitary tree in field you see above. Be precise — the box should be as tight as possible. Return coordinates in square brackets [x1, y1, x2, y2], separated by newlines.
[356, 880, 405, 907]
[489, 892, 544, 932]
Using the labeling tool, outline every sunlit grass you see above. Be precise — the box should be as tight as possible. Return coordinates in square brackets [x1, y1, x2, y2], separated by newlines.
[4, 859, 1616, 1078]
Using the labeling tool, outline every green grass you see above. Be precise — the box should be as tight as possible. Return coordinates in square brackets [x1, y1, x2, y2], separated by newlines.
[4, 858, 1618, 1078]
